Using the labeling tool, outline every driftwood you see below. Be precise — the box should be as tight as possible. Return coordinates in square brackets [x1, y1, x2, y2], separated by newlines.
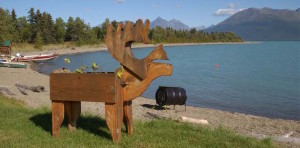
[178, 116, 209, 125]
[15, 83, 45, 95]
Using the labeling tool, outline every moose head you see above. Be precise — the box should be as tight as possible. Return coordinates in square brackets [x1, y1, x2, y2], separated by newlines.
[105, 19, 173, 101]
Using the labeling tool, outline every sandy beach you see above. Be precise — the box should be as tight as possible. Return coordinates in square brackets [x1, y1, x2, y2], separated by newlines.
[1, 43, 299, 147]
[11, 41, 262, 55]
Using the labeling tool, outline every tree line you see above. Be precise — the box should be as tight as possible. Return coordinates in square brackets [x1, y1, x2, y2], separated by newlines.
[149, 27, 242, 43]
[0, 7, 242, 49]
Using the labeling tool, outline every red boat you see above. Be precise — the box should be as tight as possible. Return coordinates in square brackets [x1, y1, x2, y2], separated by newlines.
[12, 53, 59, 62]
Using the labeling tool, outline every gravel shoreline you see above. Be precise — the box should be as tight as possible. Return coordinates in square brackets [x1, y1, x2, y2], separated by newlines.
[1, 42, 299, 147]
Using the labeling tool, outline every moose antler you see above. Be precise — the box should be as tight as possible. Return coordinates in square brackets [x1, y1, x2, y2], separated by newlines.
[105, 19, 173, 100]
[105, 19, 170, 80]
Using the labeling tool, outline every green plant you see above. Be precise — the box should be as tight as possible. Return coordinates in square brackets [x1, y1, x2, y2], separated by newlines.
[64, 58, 70, 64]
[91, 62, 101, 73]
[117, 66, 124, 78]
[75, 65, 88, 73]
[63, 58, 101, 73]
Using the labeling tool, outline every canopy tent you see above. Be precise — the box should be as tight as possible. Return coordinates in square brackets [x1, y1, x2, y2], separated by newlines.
[0, 40, 12, 55]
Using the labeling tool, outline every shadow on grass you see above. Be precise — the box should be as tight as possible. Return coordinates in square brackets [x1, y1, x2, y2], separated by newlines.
[29, 113, 111, 140]
[141, 104, 170, 110]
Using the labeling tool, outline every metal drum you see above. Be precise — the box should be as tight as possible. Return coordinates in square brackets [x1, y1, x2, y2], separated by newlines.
[155, 86, 187, 107]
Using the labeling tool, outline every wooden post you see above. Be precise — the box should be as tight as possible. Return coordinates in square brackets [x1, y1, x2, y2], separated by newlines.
[51, 100, 65, 137]
[65, 101, 81, 131]
[105, 71, 123, 143]
[123, 101, 133, 135]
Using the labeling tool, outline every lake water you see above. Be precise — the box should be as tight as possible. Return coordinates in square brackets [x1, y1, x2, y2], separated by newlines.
[35, 41, 300, 120]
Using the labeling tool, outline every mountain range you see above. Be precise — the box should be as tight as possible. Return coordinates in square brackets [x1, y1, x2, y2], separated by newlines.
[150, 8, 300, 41]
[150, 17, 190, 30]
[205, 7, 300, 41]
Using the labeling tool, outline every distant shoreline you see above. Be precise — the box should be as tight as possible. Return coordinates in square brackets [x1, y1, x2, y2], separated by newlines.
[14, 41, 263, 56]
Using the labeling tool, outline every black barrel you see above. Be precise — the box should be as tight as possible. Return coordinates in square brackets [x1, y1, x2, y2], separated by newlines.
[155, 86, 187, 106]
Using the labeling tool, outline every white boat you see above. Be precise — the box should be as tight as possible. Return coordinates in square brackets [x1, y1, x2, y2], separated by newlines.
[0, 61, 27, 68]
[11, 53, 59, 62]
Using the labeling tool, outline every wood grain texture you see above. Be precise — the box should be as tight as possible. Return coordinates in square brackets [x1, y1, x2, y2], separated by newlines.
[50, 73, 115, 103]
[49, 19, 173, 142]
[121, 44, 172, 101]
[123, 62, 173, 101]
[105, 19, 150, 79]
[52, 101, 65, 137]
[105, 70, 123, 143]
[65, 101, 81, 131]
[123, 101, 133, 136]
[64, 101, 72, 130]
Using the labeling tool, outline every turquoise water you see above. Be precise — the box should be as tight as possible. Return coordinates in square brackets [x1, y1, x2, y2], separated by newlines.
[36, 41, 300, 120]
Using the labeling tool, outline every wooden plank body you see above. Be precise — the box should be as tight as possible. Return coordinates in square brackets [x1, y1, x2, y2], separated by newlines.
[50, 19, 173, 143]
[50, 73, 116, 103]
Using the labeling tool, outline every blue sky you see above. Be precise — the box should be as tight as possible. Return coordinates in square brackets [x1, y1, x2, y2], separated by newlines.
[0, 0, 299, 27]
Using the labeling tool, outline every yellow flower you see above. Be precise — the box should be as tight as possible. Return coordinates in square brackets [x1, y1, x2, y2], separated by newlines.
[64, 58, 70, 64]
[117, 66, 124, 78]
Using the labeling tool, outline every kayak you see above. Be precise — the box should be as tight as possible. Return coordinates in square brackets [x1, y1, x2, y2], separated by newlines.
[0, 61, 27, 68]
[12, 53, 59, 62]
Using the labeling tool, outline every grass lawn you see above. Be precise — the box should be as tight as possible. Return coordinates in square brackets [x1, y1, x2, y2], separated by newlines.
[0, 94, 274, 147]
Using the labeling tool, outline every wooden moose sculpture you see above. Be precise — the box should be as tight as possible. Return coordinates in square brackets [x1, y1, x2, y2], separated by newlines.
[50, 19, 173, 142]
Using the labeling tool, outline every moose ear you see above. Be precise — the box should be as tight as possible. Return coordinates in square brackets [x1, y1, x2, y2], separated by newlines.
[143, 44, 168, 63]
[142, 19, 150, 44]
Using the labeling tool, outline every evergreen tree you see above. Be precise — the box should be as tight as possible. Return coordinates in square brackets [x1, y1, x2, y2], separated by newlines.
[74, 17, 85, 41]
[54, 17, 66, 43]
[27, 8, 35, 43]
[11, 9, 17, 23]
[101, 18, 110, 39]
[190, 28, 196, 34]
[35, 9, 42, 34]
[0, 8, 15, 42]
[1, 7, 242, 45]
[34, 32, 43, 49]
[111, 20, 118, 29]
[46, 13, 55, 43]
[83, 24, 97, 45]
[18, 16, 30, 43]
[0, 8, 8, 42]
[92, 26, 104, 41]
[65, 17, 75, 41]
[10, 9, 20, 42]
[41, 12, 48, 43]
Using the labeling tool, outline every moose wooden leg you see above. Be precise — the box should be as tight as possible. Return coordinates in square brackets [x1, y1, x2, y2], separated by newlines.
[65, 101, 81, 131]
[105, 74, 123, 143]
[123, 101, 133, 136]
[105, 100, 123, 143]
[52, 100, 65, 137]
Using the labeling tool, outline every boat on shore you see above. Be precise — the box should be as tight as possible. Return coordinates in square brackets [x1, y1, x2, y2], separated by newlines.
[0, 61, 27, 68]
[11, 53, 59, 62]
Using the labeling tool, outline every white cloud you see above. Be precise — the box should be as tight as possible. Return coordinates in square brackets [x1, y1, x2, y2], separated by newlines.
[114, 0, 125, 4]
[214, 8, 238, 16]
[214, 3, 244, 17]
